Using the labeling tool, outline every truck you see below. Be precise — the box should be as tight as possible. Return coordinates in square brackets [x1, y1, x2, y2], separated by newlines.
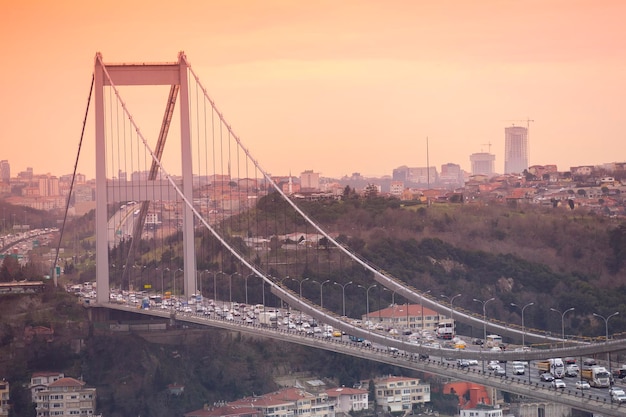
[537, 358, 565, 378]
[581, 366, 611, 388]
[258, 311, 278, 328]
[435, 319, 455, 339]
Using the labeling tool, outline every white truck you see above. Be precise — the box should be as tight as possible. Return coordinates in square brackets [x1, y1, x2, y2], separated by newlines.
[258, 311, 278, 328]
[581, 366, 611, 388]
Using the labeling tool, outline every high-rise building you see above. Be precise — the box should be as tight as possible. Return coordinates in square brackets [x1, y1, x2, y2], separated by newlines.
[300, 170, 320, 191]
[470, 152, 496, 176]
[504, 126, 529, 174]
[0, 160, 9, 183]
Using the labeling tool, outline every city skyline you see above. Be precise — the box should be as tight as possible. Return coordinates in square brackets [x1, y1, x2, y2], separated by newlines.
[1, 1, 626, 179]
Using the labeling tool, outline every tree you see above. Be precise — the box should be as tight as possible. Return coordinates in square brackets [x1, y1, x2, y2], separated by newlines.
[0, 255, 22, 282]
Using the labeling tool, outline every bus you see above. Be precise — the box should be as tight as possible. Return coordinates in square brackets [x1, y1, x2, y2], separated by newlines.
[486, 334, 503, 348]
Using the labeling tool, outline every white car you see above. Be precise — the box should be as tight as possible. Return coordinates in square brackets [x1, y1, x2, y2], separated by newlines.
[552, 379, 566, 389]
[575, 380, 591, 390]
[512, 365, 525, 375]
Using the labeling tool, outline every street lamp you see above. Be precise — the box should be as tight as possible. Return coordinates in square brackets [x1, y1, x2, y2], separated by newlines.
[511, 302, 534, 347]
[441, 293, 462, 336]
[228, 272, 241, 307]
[311, 279, 331, 309]
[357, 284, 377, 326]
[550, 307, 575, 348]
[291, 277, 310, 322]
[593, 311, 619, 374]
[420, 290, 432, 333]
[333, 281, 353, 317]
[244, 273, 255, 306]
[473, 297, 496, 343]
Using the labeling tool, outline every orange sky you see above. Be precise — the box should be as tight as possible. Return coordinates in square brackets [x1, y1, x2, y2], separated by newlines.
[1, 0, 626, 179]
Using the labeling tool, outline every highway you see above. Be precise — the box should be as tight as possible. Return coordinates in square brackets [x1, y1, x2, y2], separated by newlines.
[95, 300, 626, 416]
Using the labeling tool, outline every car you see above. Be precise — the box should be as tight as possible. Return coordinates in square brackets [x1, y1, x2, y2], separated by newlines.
[457, 359, 470, 368]
[332, 330, 342, 337]
[387, 346, 399, 353]
[512, 365, 525, 375]
[493, 366, 506, 376]
[575, 380, 591, 390]
[488, 361, 500, 371]
[473, 338, 484, 345]
[552, 379, 566, 389]
[540, 373, 555, 382]
[565, 364, 579, 377]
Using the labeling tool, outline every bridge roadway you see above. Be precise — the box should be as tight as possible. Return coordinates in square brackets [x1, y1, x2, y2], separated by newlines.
[99, 302, 626, 416]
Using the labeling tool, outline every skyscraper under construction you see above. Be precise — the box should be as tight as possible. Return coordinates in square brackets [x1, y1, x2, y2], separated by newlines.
[504, 126, 529, 174]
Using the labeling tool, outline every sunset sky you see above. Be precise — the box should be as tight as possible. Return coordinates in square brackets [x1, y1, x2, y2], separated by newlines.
[2, 0, 626, 180]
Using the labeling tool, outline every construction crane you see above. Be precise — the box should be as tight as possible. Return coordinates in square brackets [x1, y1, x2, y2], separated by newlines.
[504, 118, 534, 130]
[481, 142, 492, 153]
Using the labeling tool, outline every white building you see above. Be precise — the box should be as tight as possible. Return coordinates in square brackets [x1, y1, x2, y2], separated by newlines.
[368, 375, 430, 412]
[325, 387, 368, 413]
[460, 406, 503, 417]
[33, 377, 96, 417]
[0, 379, 9, 417]
[30, 372, 65, 402]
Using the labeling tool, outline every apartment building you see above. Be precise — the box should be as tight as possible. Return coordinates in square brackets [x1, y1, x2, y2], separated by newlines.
[0, 379, 9, 417]
[33, 377, 96, 417]
[325, 387, 368, 413]
[367, 375, 430, 412]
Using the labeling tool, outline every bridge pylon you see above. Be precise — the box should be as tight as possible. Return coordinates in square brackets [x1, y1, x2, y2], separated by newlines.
[93, 52, 196, 304]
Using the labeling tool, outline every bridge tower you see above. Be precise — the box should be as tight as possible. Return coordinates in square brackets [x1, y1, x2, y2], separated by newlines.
[93, 52, 196, 304]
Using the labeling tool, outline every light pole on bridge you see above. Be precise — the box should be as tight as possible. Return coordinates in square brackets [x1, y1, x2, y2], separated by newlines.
[420, 290, 431, 333]
[473, 297, 495, 344]
[291, 277, 309, 322]
[550, 307, 574, 348]
[333, 281, 353, 317]
[311, 279, 331, 309]
[511, 301, 534, 347]
[593, 311, 619, 374]
[441, 293, 462, 337]
[357, 284, 377, 327]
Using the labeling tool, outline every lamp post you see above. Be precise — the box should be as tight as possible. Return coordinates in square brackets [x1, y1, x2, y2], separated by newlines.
[228, 272, 240, 307]
[319, 279, 330, 309]
[511, 302, 534, 347]
[420, 290, 432, 333]
[291, 277, 309, 322]
[357, 284, 377, 326]
[593, 311, 619, 374]
[550, 307, 575, 348]
[441, 293, 462, 336]
[333, 281, 353, 317]
[244, 273, 255, 306]
[473, 297, 496, 344]
[159, 267, 169, 298]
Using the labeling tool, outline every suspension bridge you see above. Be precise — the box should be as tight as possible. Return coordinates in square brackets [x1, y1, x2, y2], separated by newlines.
[67, 52, 626, 415]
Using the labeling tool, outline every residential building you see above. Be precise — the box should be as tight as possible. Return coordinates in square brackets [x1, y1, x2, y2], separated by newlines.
[30, 372, 65, 402]
[367, 375, 430, 412]
[439, 163, 464, 187]
[459, 405, 503, 417]
[185, 404, 263, 417]
[365, 304, 444, 332]
[228, 387, 333, 417]
[504, 126, 529, 174]
[325, 387, 367, 413]
[0, 379, 9, 417]
[33, 376, 96, 417]
[389, 181, 404, 197]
